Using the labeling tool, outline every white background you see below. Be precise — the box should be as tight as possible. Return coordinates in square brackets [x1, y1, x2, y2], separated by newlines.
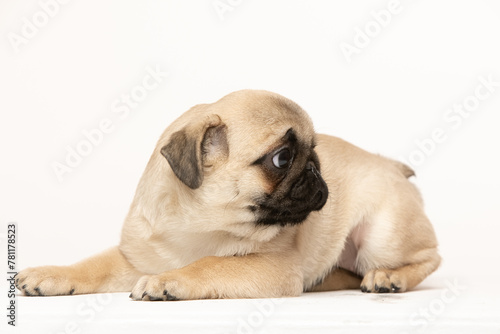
[1, 0, 500, 308]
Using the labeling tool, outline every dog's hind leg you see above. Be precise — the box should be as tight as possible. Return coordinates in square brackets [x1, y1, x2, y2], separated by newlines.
[308, 268, 362, 292]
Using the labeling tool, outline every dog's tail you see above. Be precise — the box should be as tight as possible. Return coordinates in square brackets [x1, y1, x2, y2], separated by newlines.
[393, 161, 415, 178]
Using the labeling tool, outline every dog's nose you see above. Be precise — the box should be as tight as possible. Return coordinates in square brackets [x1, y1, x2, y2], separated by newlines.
[312, 188, 327, 210]
[290, 162, 324, 201]
[306, 161, 321, 179]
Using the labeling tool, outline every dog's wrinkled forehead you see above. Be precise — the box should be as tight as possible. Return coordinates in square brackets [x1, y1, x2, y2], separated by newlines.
[212, 90, 315, 161]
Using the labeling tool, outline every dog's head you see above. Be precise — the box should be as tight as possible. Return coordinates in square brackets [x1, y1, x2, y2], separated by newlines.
[158, 90, 328, 231]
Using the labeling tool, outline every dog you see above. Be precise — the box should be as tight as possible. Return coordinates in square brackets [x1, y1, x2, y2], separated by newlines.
[16, 90, 440, 300]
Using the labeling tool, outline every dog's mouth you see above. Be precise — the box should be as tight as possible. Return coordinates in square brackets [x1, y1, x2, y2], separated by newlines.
[252, 186, 328, 226]
[254, 205, 313, 226]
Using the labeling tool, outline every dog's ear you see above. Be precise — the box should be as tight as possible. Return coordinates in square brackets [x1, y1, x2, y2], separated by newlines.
[161, 114, 228, 189]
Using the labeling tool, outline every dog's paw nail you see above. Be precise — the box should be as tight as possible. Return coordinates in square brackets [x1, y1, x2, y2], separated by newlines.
[69, 288, 75, 295]
[141, 291, 147, 299]
[390, 283, 401, 292]
[377, 286, 390, 293]
[149, 296, 164, 301]
[361, 286, 367, 293]
[22, 284, 27, 290]
[129, 293, 133, 299]
[374, 284, 390, 293]
[163, 290, 178, 301]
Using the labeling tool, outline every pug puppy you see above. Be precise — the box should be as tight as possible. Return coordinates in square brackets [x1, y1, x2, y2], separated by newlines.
[16, 90, 440, 300]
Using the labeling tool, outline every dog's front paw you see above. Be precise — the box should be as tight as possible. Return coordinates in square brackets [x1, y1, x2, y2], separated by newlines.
[16, 266, 77, 296]
[130, 272, 198, 301]
[361, 268, 407, 293]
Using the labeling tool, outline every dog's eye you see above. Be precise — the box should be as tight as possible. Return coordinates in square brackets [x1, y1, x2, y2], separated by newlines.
[272, 149, 291, 169]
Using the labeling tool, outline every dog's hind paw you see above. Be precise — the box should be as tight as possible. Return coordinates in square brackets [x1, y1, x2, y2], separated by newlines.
[360, 268, 405, 293]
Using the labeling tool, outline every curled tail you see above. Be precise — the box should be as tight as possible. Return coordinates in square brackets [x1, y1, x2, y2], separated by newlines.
[397, 161, 415, 178]
[388, 160, 415, 178]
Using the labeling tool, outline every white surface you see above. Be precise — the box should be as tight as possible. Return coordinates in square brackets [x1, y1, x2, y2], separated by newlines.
[1, 0, 500, 333]
[5, 276, 500, 334]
